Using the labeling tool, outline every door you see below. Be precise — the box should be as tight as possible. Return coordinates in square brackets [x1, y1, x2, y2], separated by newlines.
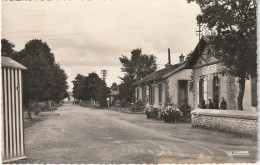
[178, 80, 188, 107]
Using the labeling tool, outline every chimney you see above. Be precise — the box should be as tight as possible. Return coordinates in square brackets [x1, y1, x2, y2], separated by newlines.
[165, 48, 171, 68]
[168, 48, 171, 64]
[179, 54, 185, 63]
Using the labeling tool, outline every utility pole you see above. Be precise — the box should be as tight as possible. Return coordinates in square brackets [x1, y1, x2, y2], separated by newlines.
[196, 15, 207, 63]
[101, 70, 108, 82]
[196, 15, 202, 55]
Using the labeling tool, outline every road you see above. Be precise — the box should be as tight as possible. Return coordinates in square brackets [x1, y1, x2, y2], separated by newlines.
[18, 104, 257, 163]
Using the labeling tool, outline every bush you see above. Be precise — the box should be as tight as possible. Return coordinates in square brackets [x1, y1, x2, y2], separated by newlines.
[131, 100, 145, 112]
[120, 100, 131, 108]
[161, 105, 182, 123]
[179, 104, 191, 122]
[145, 106, 158, 119]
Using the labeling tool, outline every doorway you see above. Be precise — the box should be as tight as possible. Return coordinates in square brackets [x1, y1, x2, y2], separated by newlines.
[178, 80, 188, 107]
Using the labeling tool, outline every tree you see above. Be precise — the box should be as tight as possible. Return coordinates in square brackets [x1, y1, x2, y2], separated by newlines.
[1, 39, 15, 58]
[188, 0, 257, 110]
[72, 72, 110, 107]
[119, 48, 157, 103]
[51, 64, 69, 102]
[17, 39, 68, 107]
[110, 82, 118, 91]
[72, 74, 87, 101]
[18, 40, 55, 104]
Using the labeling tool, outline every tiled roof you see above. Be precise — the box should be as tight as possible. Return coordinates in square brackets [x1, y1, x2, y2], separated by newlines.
[133, 62, 183, 85]
[1, 56, 27, 70]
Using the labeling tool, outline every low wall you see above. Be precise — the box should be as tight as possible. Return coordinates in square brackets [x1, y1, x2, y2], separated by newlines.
[191, 109, 258, 136]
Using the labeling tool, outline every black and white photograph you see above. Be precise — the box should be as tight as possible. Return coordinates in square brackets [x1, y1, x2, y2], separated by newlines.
[0, 0, 258, 164]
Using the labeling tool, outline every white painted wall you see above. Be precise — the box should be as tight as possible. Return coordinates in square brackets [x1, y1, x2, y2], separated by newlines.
[167, 69, 193, 107]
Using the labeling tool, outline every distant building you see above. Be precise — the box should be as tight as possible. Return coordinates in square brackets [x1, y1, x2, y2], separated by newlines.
[110, 88, 119, 104]
[186, 36, 257, 111]
[62, 91, 75, 104]
[133, 49, 193, 109]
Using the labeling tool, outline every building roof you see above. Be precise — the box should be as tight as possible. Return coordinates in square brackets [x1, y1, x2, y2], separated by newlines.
[133, 62, 184, 85]
[1, 56, 27, 70]
[185, 36, 210, 69]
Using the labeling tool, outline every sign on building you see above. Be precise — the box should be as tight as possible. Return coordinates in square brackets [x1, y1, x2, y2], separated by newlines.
[202, 64, 217, 75]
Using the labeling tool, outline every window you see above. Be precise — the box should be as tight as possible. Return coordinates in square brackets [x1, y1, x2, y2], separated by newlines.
[137, 88, 139, 101]
[199, 78, 204, 102]
[213, 76, 220, 108]
[251, 78, 257, 107]
[159, 84, 162, 103]
[149, 86, 153, 104]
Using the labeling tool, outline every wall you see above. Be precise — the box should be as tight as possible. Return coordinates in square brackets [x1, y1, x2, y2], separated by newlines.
[151, 82, 166, 108]
[240, 78, 257, 111]
[167, 69, 193, 107]
[191, 109, 257, 136]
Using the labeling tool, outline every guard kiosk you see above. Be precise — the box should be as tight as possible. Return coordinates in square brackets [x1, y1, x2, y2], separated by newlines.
[1, 56, 27, 162]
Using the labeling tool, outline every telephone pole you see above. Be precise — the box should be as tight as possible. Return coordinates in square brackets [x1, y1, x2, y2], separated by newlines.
[196, 15, 207, 63]
[101, 70, 108, 82]
[196, 15, 202, 53]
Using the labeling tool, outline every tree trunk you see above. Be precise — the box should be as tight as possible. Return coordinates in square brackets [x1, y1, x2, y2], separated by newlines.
[237, 77, 245, 110]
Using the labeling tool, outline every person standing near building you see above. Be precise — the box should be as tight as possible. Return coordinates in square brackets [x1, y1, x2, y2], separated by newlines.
[220, 97, 227, 110]
[199, 97, 206, 109]
[207, 97, 214, 109]
[213, 96, 219, 109]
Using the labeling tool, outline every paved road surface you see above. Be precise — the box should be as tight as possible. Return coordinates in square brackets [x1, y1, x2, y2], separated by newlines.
[18, 104, 257, 163]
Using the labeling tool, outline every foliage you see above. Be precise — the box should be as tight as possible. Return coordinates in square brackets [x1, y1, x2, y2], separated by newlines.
[110, 82, 119, 91]
[3, 39, 68, 106]
[1, 39, 15, 58]
[118, 99, 131, 108]
[161, 105, 182, 123]
[118, 48, 157, 103]
[131, 99, 145, 112]
[179, 104, 192, 122]
[50, 64, 68, 102]
[187, 0, 257, 110]
[72, 72, 110, 107]
[145, 106, 158, 119]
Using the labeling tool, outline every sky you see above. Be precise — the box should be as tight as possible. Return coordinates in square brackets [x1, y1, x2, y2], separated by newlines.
[2, 0, 201, 91]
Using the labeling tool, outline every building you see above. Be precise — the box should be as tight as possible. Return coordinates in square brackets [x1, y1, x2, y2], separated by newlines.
[1, 56, 27, 162]
[186, 36, 257, 136]
[186, 36, 257, 111]
[62, 91, 75, 104]
[133, 49, 193, 109]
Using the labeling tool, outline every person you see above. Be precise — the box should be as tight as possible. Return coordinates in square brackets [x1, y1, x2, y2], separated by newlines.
[199, 97, 206, 109]
[207, 98, 214, 109]
[220, 97, 227, 110]
[213, 95, 219, 109]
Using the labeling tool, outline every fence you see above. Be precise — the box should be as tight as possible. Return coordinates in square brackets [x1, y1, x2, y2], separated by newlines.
[1, 57, 27, 163]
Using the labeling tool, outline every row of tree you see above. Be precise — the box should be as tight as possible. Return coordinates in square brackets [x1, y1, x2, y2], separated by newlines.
[1, 39, 69, 110]
[72, 73, 110, 107]
[71, 49, 156, 108]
